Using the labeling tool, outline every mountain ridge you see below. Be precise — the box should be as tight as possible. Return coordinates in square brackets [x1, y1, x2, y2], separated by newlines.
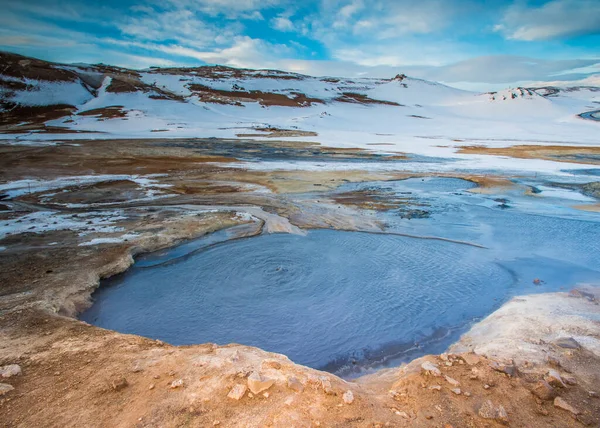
[1, 51, 598, 150]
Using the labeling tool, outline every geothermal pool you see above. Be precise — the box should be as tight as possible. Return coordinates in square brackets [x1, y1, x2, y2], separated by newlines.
[81, 177, 600, 377]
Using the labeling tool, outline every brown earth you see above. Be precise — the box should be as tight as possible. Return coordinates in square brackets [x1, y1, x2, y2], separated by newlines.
[334, 93, 403, 107]
[187, 84, 325, 107]
[457, 145, 600, 165]
[77, 106, 128, 120]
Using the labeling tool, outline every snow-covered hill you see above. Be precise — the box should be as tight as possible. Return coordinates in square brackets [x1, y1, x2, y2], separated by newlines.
[1, 51, 599, 156]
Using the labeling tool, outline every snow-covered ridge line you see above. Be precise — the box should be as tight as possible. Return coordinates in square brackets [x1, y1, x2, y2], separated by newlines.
[1, 51, 598, 161]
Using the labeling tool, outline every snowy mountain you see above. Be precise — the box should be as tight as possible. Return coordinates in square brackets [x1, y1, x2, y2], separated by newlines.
[1, 51, 598, 152]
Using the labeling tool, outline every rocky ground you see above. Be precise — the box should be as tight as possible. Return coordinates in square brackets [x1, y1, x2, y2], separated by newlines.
[1, 138, 599, 427]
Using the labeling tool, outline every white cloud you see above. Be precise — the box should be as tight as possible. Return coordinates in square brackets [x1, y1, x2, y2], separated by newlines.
[154, 0, 283, 19]
[147, 37, 295, 69]
[271, 16, 295, 32]
[495, 0, 600, 41]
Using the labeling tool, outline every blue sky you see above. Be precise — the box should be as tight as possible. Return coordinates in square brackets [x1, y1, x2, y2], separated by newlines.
[1, 0, 599, 89]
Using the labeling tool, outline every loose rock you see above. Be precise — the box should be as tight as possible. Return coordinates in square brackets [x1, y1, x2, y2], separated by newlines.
[553, 337, 580, 349]
[451, 388, 461, 395]
[0, 364, 22, 378]
[531, 380, 557, 401]
[461, 353, 481, 366]
[429, 385, 441, 391]
[421, 361, 441, 377]
[444, 375, 460, 387]
[545, 369, 566, 388]
[170, 379, 184, 389]
[342, 390, 354, 404]
[228, 384, 247, 400]
[0, 383, 14, 396]
[247, 371, 274, 395]
[111, 377, 128, 391]
[489, 361, 517, 377]
[478, 400, 509, 424]
[554, 397, 580, 415]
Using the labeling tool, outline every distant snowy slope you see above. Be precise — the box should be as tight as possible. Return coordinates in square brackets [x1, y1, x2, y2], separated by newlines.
[1, 51, 598, 154]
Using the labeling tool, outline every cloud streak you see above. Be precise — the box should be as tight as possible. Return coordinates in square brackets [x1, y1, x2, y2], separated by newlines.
[0, 0, 598, 89]
[495, 0, 600, 41]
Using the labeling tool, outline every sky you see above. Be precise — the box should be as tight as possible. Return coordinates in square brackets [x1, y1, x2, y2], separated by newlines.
[1, 0, 599, 90]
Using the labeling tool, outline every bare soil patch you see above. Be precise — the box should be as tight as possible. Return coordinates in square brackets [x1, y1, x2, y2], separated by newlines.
[188, 84, 325, 107]
[457, 145, 600, 165]
[335, 92, 403, 107]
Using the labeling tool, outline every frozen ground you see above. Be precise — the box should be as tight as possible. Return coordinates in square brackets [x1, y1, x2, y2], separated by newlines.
[2, 55, 599, 179]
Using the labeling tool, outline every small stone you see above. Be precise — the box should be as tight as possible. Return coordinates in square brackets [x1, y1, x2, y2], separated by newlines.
[213, 421, 221, 426]
[131, 364, 143, 373]
[263, 392, 270, 398]
[563, 375, 577, 385]
[0, 364, 22, 378]
[0, 383, 14, 396]
[170, 379, 184, 389]
[553, 337, 580, 349]
[478, 402, 495, 419]
[287, 376, 304, 392]
[395, 410, 410, 419]
[227, 384, 247, 400]
[554, 397, 580, 415]
[111, 377, 128, 391]
[429, 385, 441, 391]
[478, 400, 508, 424]
[531, 380, 557, 401]
[421, 361, 441, 377]
[285, 396, 294, 406]
[461, 353, 481, 366]
[484, 384, 490, 389]
[496, 405, 509, 424]
[440, 353, 449, 361]
[545, 369, 566, 388]
[464, 392, 471, 397]
[153, 375, 160, 379]
[451, 388, 461, 395]
[445, 361, 453, 367]
[319, 376, 334, 395]
[247, 371, 274, 395]
[149, 384, 155, 390]
[445, 375, 460, 386]
[343, 390, 354, 404]
[248, 392, 254, 398]
[589, 391, 598, 398]
[489, 361, 517, 377]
